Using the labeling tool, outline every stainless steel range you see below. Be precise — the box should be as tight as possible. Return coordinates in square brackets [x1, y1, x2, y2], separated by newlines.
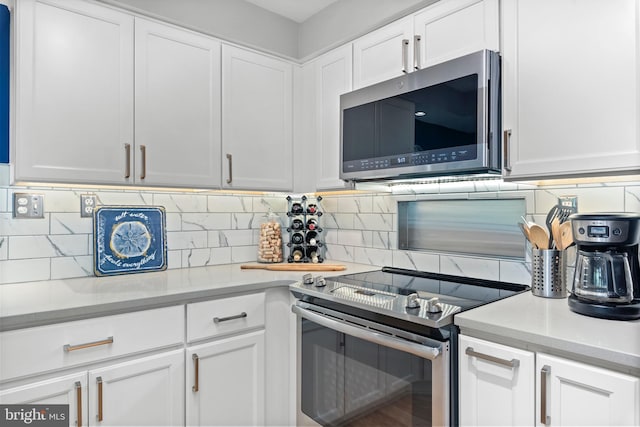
[290, 267, 529, 427]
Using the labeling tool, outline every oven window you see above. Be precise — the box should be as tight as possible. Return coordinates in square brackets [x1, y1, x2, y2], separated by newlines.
[301, 318, 435, 426]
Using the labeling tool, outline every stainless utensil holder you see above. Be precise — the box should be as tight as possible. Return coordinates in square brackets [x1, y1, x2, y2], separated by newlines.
[532, 248, 568, 298]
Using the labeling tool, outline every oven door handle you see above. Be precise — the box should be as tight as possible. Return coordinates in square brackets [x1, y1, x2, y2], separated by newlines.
[292, 304, 441, 360]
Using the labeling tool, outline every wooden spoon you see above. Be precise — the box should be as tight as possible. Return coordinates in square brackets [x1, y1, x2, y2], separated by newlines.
[528, 223, 549, 250]
[558, 221, 574, 250]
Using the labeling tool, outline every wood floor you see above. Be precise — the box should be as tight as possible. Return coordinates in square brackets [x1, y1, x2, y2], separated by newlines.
[341, 393, 432, 427]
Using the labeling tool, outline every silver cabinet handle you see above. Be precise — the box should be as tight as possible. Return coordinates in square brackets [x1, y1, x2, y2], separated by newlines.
[139, 145, 146, 180]
[64, 336, 113, 352]
[192, 353, 199, 392]
[97, 376, 104, 422]
[213, 312, 247, 323]
[75, 381, 82, 427]
[124, 144, 131, 178]
[401, 39, 409, 73]
[226, 153, 233, 184]
[465, 347, 520, 368]
[413, 35, 421, 70]
[503, 129, 512, 172]
[541, 365, 551, 425]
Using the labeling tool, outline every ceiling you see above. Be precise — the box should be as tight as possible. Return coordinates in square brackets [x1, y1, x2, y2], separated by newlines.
[243, 0, 340, 23]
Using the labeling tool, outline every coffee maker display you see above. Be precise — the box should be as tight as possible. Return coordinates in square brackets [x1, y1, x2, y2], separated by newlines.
[568, 213, 640, 320]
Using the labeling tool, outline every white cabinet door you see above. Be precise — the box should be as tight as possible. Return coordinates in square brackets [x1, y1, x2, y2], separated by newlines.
[352, 16, 413, 89]
[459, 335, 535, 426]
[15, 0, 134, 185]
[502, 0, 640, 180]
[537, 353, 639, 426]
[414, 0, 499, 68]
[88, 349, 184, 427]
[221, 45, 293, 191]
[314, 45, 352, 190]
[0, 372, 88, 427]
[134, 18, 221, 189]
[186, 330, 265, 426]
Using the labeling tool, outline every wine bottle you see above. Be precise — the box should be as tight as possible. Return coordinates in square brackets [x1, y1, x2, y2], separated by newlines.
[291, 232, 304, 244]
[306, 204, 318, 214]
[291, 218, 304, 230]
[291, 246, 304, 262]
[290, 202, 304, 215]
[306, 218, 318, 230]
[305, 231, 318, 246]
[306, 246, 319, 263]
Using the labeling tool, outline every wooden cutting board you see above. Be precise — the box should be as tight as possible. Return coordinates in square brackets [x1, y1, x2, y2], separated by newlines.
[240, 263, 347, 271]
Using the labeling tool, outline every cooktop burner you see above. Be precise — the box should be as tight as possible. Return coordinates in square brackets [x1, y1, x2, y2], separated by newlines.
[290, 266, 529, 329]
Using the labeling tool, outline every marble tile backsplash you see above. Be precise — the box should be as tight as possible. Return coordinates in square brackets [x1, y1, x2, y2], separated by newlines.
[1, 164, 640, 286]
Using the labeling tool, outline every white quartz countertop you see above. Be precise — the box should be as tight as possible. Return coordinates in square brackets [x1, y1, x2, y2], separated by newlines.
[455, 291, 640, 372]
[0, 261, 377, 331]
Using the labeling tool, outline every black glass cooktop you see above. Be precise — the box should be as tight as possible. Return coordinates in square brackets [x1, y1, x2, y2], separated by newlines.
[326, 266, 529, 312]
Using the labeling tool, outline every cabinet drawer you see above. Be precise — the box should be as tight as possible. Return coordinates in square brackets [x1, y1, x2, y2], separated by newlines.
[187, 292, 265, 342]
[0, 305, 184, 382]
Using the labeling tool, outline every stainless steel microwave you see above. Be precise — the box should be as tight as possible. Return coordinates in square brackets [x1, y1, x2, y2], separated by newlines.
[340, 50, 501, 181]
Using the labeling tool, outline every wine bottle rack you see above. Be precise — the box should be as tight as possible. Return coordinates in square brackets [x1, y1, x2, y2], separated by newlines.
[286, 195, 324, 263]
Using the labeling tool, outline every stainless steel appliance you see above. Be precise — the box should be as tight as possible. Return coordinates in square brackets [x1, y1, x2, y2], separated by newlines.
[291, 267, 529, 426]
[340, 50, 501, 182]
[568, 213, 640, 320]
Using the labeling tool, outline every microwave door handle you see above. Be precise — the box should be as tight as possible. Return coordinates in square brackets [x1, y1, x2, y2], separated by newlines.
[401, 39, 409, 73]
[292, 304, 441, 360]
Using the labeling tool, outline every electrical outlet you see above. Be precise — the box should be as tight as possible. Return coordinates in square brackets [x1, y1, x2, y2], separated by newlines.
[559, 196, 578, 212]
[80, 194, 97, 218]
[13, 193, 44, 218]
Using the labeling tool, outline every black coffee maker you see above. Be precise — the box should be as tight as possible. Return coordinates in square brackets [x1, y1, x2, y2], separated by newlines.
[568, 213, 640, 320]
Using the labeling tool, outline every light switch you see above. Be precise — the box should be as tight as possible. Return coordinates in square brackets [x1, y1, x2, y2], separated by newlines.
[13, 193, 44, 218]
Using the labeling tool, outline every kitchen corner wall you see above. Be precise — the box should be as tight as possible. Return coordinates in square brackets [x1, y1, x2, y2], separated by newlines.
[0, 165, 289, 285]
[1, 162, 640, 286]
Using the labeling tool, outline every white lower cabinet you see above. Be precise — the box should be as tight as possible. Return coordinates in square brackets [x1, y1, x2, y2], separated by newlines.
[186, 330, 265, 426]
[536, 352, 639, 426]
[0, 372, 88, 427]
[88, 350, 185, 426]
[459, 335, 640, 426]
[0, 291, 289, 427]
[459, 335, 535, 426]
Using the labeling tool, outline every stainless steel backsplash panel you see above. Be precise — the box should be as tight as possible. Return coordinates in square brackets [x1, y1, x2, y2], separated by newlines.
[398, 198, 526, 259]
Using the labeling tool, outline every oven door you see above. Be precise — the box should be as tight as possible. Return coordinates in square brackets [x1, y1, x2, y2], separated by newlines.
[293, 302, 450, 427]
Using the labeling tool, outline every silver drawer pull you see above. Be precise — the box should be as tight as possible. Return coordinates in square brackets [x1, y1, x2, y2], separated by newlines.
[64, 336, 114, 352]
[213, 312, 247, 323]
[465, 346, 520, 368]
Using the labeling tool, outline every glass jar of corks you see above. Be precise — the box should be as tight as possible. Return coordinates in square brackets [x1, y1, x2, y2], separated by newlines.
[257, 212, 283, 263]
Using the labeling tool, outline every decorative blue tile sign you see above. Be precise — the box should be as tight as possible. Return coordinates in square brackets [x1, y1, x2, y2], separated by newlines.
[94, 206, 167, 276]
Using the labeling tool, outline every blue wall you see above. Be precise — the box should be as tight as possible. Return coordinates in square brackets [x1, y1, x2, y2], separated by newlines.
[0, 5, 8, 163]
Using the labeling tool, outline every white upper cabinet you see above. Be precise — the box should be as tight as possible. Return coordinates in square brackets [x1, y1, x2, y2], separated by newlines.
[352, 0, 499, 90]
[221, 45, 293, 191]
[314, 45, 353, 190]
[502, 0, 640, 180]
[352, 16, 413, 90]
[134, 18, 221, 188]
[15, 1, 223, 188]
[15, 0, 134, 185]
[414, 0, 499, 68]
